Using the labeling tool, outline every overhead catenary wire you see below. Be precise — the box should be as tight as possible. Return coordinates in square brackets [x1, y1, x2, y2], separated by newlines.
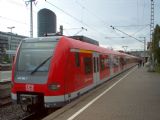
[131, 25, 149, 36]
[114, 24, 150, 28]
[105, 36, 129, 39]
[80, 0, 150, 33]
[63, 27, 86, 30]
[110, 24, 150, 39]
[75, 1, 150, 42]
[110, 25, 144, 43]
[45, 0, 91, 29]
[0, 0, 151, 43]
[75, 0, 110, 27]
[74, 27, 87, 36]
[0, 0, 34, 35]
[75, 0, 112, 35]
[137, 0, 139, 24]
[142, 0, 146, 23]
[111, 28, 124, 37]
[45, 0, 108, 37]
[0, 16, 28, 25]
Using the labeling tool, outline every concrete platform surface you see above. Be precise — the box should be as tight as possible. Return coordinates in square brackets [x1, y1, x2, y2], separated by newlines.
[0, 71, 11, 82]
[43, 67, 160, 120]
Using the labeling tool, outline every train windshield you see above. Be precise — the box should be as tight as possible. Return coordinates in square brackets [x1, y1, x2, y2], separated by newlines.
[17, 41, 57, 72]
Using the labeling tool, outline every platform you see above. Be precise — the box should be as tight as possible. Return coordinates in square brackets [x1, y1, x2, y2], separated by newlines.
[43, 66, 160, 120]
[0, 71, 11, 82]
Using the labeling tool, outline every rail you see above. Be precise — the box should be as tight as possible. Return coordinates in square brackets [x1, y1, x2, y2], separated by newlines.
[20, 111, 49, 120]
[20, 112, 36, 120]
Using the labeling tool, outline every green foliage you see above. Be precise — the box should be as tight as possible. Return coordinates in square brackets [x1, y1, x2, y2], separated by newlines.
[2, 55, 11, 63]
[152, 24, 160, 65]
[155, 64, 160, 73]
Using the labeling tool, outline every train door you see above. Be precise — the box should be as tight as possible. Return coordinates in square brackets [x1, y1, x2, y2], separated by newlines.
[110, 54, 113, 76]
[93, 52, 100, 86]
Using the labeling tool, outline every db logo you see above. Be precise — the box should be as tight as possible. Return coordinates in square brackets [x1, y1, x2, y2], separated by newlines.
[26, 84, 34, 91]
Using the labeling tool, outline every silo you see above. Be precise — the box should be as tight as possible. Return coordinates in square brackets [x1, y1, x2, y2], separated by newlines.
[38, 8, 56, 37]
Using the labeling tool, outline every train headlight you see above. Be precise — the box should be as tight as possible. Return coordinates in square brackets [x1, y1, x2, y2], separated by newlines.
[48, 83, 60, 90]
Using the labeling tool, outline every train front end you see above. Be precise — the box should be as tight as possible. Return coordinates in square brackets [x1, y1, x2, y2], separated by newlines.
[11, 37, 64, 112]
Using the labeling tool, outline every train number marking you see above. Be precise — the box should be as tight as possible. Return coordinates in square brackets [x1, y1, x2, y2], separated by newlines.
[26, 84, 34, 91]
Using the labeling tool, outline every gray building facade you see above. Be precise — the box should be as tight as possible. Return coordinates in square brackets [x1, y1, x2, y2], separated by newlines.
[0, 31, 27, 63]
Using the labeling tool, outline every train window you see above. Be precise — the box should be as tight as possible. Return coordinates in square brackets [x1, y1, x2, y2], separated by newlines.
[100, 58, 105, 70]
[84, 57, 92, 74]
[104, 58, 110, 68]
[93, 57, 96, 73]
[75, 52, 80, 67]
[120, 57, 125, 66]
[123, 58, 127, 65]
[17, 41, 57, 72]
[113, 57, 119, 67]
[97, 58, 99, 72]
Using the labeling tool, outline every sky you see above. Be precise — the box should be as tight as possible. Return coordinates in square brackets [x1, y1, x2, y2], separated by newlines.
[0, 0, 160, 51]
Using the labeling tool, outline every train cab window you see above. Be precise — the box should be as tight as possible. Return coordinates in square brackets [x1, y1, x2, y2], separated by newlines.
[75, 52, 80, 67]
[84, 57, 92, 74]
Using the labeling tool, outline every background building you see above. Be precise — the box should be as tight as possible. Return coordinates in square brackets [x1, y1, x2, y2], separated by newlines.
[128, 50, 149, 62]
[0, 31, 27, 63]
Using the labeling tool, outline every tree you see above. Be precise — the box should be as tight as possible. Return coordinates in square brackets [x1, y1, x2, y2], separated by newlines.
[2, 55, 11, 63]
[152, 24, 160, 71]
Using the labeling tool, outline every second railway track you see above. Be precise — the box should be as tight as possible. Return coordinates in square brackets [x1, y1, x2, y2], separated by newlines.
[0, 81, 12, 107]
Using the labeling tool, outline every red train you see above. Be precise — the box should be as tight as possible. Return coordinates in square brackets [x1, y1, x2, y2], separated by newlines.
[11, 36, 138, 112]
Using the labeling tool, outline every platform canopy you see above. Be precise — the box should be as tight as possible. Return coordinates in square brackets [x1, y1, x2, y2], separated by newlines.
[6, 50, 16, 55]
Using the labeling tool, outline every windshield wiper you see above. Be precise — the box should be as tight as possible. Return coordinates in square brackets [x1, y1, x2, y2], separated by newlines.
[31, 56, 52, 75]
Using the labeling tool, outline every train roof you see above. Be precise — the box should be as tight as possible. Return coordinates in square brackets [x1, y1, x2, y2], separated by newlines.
[23, 36, 61, 42]
[62, 36, 137, 58]
[69, 35, 99, 46]
[22, 36, 137, 58]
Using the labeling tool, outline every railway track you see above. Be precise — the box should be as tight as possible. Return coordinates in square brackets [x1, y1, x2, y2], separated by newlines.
[21, 112, 36, 120]
[0, 96, 12, 107]
[21, 110, 51, 120]
[0, 81, 12, 107]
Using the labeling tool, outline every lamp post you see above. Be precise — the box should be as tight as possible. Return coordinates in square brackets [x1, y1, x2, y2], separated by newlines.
[7, 26, 15, 61]
[7, 26, 15, 51]
[139, 37, 146, 62]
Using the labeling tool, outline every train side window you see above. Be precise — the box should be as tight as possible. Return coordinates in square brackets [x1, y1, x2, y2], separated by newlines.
[113, 57, 116, 67]
[120, 57, 125, 66]
[113, 57, 119, 67]
[100, 58, 105, 71]
[84, 57, 92, 74]
[94, 57, 96, 73]
[75, 52, 80, 67]
[104, 57, 110, 68]
[97, 57, 99, 72]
